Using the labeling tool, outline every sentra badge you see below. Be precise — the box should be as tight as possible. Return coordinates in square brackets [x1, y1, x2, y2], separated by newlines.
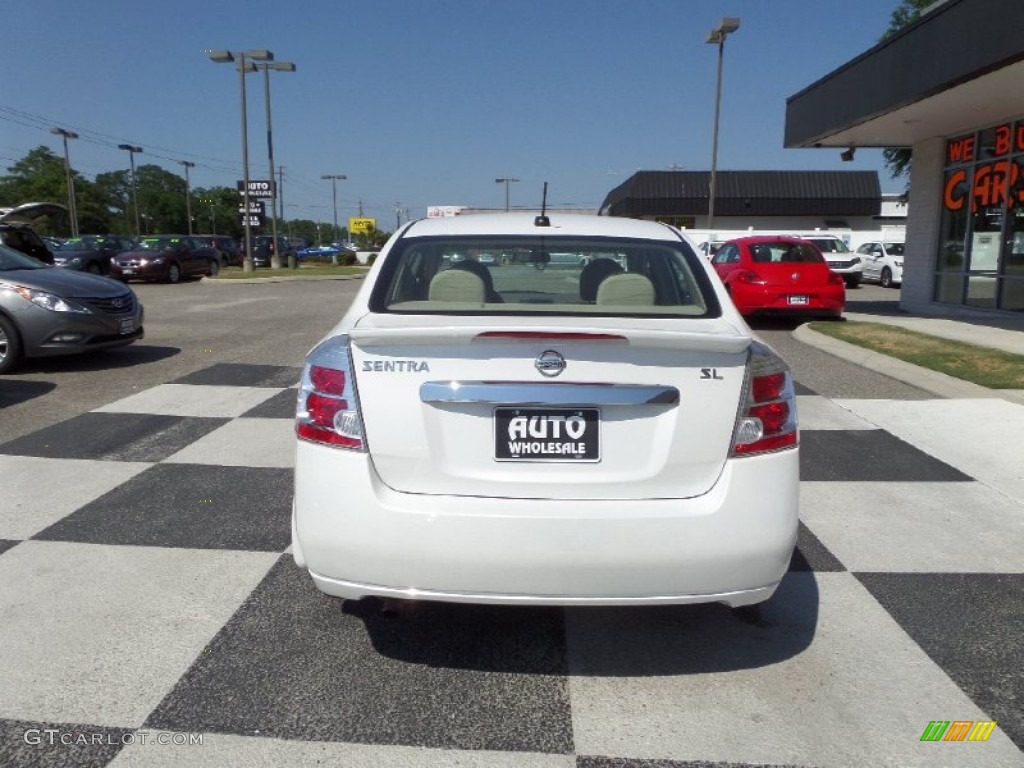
[362, 360, 430, 372]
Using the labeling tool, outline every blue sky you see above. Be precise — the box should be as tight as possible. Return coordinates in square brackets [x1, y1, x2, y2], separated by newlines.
[2, 0, 904, 226]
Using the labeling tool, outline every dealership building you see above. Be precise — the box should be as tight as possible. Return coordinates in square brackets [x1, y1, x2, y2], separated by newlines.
[785, 0, 1024, 316]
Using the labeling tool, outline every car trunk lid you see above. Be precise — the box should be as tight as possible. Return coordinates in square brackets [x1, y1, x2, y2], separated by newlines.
[348, 314, 751, 500]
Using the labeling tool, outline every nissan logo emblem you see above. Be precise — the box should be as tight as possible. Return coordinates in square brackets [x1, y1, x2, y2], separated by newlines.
[535, 350, 566, 377]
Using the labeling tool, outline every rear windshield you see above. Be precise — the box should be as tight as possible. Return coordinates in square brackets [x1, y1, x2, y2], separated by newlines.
[750, 242, 825, 264]
[369, 235, 720, 318]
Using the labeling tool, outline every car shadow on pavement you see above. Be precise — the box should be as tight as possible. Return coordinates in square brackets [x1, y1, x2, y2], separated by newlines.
[13, 344, 180, 375]
[0, 379, 57, 408]
[353, 570, 819, 677]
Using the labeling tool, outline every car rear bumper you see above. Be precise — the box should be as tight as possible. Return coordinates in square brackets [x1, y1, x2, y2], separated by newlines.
[293, 442, 799, 607]
[731, 285, 844, 317]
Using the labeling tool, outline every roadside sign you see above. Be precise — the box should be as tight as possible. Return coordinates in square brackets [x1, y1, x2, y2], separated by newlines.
[238, 201, 266, 216]
[239, 214, 264, 227]
[236, 179, 275, 197]
[349, 217, 376, 234]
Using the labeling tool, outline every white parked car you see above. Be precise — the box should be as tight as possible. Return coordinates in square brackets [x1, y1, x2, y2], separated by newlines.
[802, 235, 863, 288]
[292, 214, 799, 610]
[856, 241, 904, 287]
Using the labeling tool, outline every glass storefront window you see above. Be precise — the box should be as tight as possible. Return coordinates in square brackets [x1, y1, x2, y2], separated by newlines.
[934, 273, 964, 304]
[938, 169, 969, 272]
[1001, 278, 1024, 311]
[965, 275, 997, 308]
[936, 123, 1024, 312]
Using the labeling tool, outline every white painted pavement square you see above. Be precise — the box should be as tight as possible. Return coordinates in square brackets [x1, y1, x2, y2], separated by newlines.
[0, 455, 152, 539]
[566, 572, 1024, 767]
[0, 541, 279, 727]
[94, 384, 286, 418]
[109, 733, 575, 768]
[162, 418, 296, 468]
[836, 398, 1024, 503]
[802, 481, 1024, 573]
[796, 395, 879, 431]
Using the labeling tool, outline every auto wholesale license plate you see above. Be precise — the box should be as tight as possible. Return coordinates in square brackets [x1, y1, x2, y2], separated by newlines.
[494, 407, 600, 462]
[787, 294, 809, 305]
[118, 317, 135, 334]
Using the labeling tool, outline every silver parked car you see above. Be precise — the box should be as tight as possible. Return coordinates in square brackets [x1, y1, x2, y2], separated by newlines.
[0, 244, 144, 374]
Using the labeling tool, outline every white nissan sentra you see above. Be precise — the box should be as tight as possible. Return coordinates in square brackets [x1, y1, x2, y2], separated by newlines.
[293, 213, 798, 608]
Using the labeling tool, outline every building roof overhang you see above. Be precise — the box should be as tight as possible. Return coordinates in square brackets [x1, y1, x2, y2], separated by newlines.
[785, 0, 1024, 150]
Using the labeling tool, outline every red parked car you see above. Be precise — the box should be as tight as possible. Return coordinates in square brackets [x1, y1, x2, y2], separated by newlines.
[711, 235, 845, 319]
[109, 235, 220, 283]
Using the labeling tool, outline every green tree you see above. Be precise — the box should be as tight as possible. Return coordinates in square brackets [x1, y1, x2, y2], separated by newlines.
[193, 186, 245, 238]
[0, 146, 113, 234]
[93, 170, 133, 235]
[880, 0, 934, 181]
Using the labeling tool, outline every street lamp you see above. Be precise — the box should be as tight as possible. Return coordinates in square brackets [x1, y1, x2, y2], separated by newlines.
[211, 48, 274, 272]
[321, 174, 346, 244]
[51, 127, 79, 236]
[705, 16, 740, 230]
[495, 177, 519, 212]
[177, 160, 195, 235]
[117, 143, 143, 238]
[255, 60, 296, 268]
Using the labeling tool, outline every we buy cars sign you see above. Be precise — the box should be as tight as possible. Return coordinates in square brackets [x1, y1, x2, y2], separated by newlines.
[236, 179, 275, 198]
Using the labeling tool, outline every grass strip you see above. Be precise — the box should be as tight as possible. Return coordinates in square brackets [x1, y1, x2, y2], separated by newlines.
[211, 265, 367, 279]
[807, 320, 1024, 389]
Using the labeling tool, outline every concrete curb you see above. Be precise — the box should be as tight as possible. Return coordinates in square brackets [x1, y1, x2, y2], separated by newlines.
[792, 323, 1024, 404]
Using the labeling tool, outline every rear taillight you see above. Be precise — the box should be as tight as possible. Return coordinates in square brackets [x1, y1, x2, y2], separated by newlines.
[734, 270, 766, 285]
[827, 272, 845, 286]
[730, 341, 798, 456]
[296, 335, 366, 450]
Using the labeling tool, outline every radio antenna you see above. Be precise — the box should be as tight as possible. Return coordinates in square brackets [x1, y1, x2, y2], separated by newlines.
[535, 182, 550, 227]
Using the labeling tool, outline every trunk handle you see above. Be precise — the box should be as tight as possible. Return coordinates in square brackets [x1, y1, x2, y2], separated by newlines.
[420, 381, 679, 406]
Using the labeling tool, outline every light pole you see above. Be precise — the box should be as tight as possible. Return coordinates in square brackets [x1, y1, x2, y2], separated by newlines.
[321, 173, 346, 243]
[255, 60, 296, 268]
[177, 160, 195, 235]
[51, 128, 79, 236]
[495, 177, 519, 211]
[117, 143, 143, 238]
[705, 17, 739, 230]
[211, 48, 274, 272]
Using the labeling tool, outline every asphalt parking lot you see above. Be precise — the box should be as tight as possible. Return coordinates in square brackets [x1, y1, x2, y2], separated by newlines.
[1, 276, 1021, 767]
[0, 275, 365, 441]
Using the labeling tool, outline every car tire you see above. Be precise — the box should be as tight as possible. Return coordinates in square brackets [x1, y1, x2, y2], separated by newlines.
[844, 275, 861, 289]
[880, 267, 893, 288]
[167, 263, 181, 284]
[208, 260, 220, 277]
[0, 314, 23, 375]
[86, 262, 102, 275]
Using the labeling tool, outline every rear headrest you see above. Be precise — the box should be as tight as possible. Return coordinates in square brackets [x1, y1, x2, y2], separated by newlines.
[579, 258, 624, 302]
[596, 273, 655, 306]
[428, 269, 485, 303]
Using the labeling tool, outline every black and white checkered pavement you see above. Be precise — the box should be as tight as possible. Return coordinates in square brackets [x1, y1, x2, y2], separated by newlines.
[1, 363, 1022, 768]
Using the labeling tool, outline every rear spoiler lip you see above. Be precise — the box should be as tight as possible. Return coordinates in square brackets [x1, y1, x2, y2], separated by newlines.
[348, 326, 751, 354]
